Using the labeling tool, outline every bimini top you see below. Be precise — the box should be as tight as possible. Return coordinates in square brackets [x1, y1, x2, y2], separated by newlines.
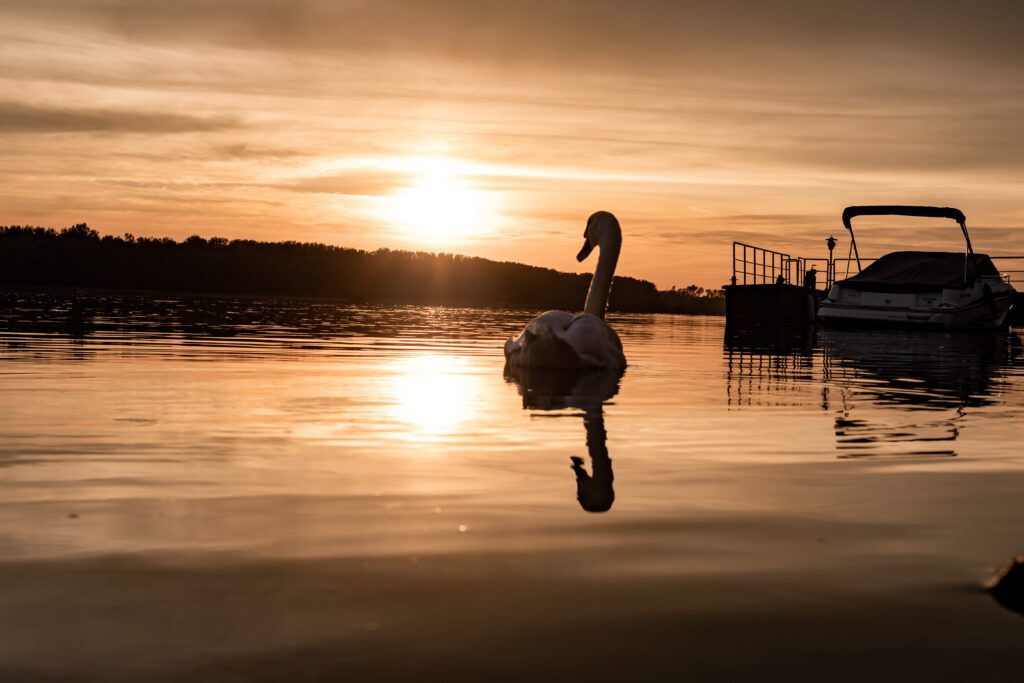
[842, 205, 966, 231]
[839, 251, 998, 293]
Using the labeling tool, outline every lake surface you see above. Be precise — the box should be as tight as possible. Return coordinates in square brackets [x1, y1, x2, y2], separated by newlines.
[2, 291, 1024, 681]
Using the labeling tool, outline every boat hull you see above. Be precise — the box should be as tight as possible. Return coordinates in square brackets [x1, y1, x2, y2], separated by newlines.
[818, 287, 1014, 330]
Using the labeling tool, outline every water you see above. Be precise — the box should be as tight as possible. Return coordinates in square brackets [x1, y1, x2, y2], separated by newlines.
[2, 291, 1023, 681]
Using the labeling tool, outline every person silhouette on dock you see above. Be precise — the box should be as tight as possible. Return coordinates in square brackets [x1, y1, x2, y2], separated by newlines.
[804, 266, 818, 291]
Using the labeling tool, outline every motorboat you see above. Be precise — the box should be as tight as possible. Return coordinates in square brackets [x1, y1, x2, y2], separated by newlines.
[818, 206, 1016, 329]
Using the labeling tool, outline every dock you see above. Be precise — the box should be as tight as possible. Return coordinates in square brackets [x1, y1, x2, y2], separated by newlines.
[725, 240, 1024, 328]
[724, 242, 823, 326]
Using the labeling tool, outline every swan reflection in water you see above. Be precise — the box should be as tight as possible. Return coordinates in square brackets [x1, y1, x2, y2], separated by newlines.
[504, 364, 623, 512]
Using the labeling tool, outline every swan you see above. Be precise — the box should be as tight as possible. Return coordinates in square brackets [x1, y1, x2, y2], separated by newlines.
[503, 211, 627, 370]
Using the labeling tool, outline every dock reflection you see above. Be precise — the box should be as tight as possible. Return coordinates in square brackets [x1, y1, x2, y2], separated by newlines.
[504, 365, 622, 512]
[725, 322, 1020, 458]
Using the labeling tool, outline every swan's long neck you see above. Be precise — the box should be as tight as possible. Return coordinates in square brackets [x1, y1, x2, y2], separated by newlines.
[583, 232, 620, 319]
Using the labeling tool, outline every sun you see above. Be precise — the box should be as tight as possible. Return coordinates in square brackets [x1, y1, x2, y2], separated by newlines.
[382, 157, 497, 243]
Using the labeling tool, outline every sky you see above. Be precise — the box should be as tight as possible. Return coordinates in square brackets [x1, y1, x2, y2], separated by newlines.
[1, 0, 1023, 288]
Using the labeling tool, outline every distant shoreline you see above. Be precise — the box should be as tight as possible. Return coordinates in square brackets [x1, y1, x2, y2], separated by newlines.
[0, 284, 725, 317]
[0, 223, 725, 316]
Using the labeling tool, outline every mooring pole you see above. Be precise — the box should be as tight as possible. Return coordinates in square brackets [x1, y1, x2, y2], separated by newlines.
[826, 235, 837, 289]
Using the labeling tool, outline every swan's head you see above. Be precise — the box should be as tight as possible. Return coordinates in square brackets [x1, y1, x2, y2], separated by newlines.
[577, 211, 621, 262]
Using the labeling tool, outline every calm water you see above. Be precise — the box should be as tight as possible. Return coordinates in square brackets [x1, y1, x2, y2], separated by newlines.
[2, 292, 1024, 681]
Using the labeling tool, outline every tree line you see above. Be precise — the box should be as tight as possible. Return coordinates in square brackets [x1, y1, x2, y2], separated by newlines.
[0, 223, 724, 315]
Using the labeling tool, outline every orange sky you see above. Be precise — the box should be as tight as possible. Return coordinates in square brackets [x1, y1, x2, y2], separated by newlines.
[2, 0, 1023, 288]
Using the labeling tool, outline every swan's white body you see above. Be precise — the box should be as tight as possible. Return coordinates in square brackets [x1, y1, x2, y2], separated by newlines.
[504, 212, 627, 370]
[503, 310, 624, 369]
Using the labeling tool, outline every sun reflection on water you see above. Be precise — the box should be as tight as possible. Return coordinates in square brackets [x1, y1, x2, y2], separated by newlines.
[387, 354, 485, 438]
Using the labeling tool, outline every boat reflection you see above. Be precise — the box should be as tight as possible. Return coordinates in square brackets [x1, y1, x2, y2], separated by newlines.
[504, 364, 622, 512]
[821, 327, 1017, 458]
[725, 322, 1020, 458]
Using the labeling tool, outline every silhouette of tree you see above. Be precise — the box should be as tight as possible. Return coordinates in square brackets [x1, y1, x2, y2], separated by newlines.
[0, 223, 723, 315]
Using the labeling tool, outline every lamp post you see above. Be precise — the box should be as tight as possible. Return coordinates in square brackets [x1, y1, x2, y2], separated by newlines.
[826, 235, 837, 289]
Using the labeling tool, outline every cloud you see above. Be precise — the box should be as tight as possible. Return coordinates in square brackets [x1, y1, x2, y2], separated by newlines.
[2, 0, 1023, 288]
[213, 143, 307, 160]
[7, 1, 1023, 72]
[284, 170, 407, 197]
[0, 101, 238, 134]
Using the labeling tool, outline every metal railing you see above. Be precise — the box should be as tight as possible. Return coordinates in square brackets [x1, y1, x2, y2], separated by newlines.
[731, 242, 805, 286]
[990, 256, 1024, 285]
[733, 242, 874, 289]
[733, 243, 1024, 290]
[803, 257, 876, 289]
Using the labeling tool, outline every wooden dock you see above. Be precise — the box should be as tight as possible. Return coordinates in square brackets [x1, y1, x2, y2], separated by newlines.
[724, 284, 819, 326]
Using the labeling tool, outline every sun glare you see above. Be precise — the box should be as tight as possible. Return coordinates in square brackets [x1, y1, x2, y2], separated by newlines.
[387, 354, 484, 439]
[382, 157, 498, 244]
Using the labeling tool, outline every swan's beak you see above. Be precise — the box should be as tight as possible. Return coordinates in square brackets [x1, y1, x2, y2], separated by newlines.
[576, 239, 594, 262]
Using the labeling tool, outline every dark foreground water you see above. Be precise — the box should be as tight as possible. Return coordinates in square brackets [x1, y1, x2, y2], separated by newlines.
[2, 291, 1024, 681]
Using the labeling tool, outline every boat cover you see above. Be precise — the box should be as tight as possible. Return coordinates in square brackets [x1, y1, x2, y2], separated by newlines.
[838, 251, 1000, 293]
